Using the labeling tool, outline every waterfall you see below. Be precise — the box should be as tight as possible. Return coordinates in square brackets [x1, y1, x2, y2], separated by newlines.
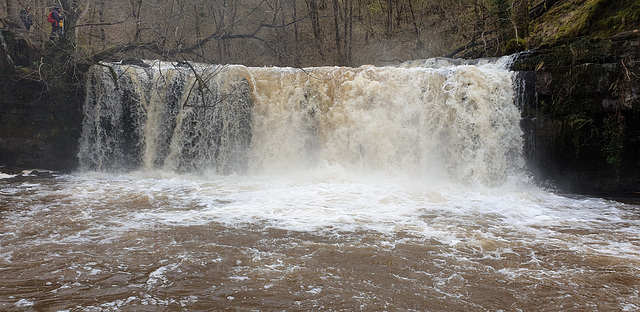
[78, 62, 252, 174]
[78, 57, 523, 186]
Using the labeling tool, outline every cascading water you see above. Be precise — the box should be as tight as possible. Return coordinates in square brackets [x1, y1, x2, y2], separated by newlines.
[79, 57, 523, 186]
[2, 57, 639, 311]
[78, 62, 253, 174]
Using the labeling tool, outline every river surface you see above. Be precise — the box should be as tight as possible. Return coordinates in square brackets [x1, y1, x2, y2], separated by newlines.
[1, 170, 639, 311]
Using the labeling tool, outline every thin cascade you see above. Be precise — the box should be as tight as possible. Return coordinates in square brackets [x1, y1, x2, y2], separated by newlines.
[78, 61, 253, 174]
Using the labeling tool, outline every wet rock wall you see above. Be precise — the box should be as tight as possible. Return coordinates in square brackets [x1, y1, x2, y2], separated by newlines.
[514, 35, 640, 196]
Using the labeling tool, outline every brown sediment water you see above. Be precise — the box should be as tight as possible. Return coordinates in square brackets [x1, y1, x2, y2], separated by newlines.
[1, 172, 638, 311]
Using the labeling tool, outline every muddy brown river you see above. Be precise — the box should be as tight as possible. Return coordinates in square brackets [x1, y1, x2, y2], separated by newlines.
[1, 171, 639, 311]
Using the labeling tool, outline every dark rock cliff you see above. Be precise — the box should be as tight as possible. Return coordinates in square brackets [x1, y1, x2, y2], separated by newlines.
[0, 73, 84, 172]
[513, 34, 640, 196]
[0, 29, 84, 172]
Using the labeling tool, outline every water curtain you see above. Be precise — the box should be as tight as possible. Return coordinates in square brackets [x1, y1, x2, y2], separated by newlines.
[79, 58, 523, 186]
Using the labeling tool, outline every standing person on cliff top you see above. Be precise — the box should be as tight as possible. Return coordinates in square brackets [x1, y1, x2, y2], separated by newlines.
[48, 5, 64, 41]
[19, 5, 34, 31]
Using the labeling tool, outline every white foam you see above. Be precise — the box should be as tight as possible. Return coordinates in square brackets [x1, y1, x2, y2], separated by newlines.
[147, 263, 180, 288]
[21, 169, 56, 175]
[0, 172, 16, 179]
[14, 299, 34, 308]
[5, 171, 619, 264]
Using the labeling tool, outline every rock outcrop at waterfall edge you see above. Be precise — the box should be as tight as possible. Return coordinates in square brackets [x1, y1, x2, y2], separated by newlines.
[513, 34, 640, 197]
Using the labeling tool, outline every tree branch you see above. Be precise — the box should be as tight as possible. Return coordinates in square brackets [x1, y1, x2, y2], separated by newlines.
[69, 18, 128, 30]
[91, 42, 163, 62]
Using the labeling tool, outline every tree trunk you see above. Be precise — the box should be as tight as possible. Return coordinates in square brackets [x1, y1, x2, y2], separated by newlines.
[386, 0, 392, 34]
[293, 0, 298, 42]
[306, 0, 323, 54]
[73, 1, 89, 50]
[0, 29, 15, 69]
[131, 0, 143, 42]
[332, 0, 342, 62]
[343, 0, 353, 65]
[407, 0, 423, 49]
[99, 0, 106, 43]
[5, 0, 13, 17]
[512, 0, 529, 39]
[59, 0, 87, 45]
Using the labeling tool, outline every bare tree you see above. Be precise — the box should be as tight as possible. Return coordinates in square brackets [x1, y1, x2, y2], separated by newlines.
[4, 0, 14, 17]
[306, 0, 323, 54]
[4, 0, 535, 69]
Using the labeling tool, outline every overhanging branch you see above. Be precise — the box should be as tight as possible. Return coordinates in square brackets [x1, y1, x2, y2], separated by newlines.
[70, 18, 128, 30]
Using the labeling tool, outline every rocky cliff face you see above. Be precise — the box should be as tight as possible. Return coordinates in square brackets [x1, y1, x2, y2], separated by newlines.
[0, 28, 84, 172]
[0, 73, 83, 172]
[513, 34, 640, 196]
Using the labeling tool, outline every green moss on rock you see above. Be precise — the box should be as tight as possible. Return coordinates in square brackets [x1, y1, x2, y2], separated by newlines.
[590, 0, 640, 38]
[528, 0, 640, 48]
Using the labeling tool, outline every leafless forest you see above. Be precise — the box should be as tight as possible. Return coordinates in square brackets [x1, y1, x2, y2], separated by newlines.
[2, 0, 529, 66]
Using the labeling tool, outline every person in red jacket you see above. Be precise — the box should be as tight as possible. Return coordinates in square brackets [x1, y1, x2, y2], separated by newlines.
[48, 5, 64, 41]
